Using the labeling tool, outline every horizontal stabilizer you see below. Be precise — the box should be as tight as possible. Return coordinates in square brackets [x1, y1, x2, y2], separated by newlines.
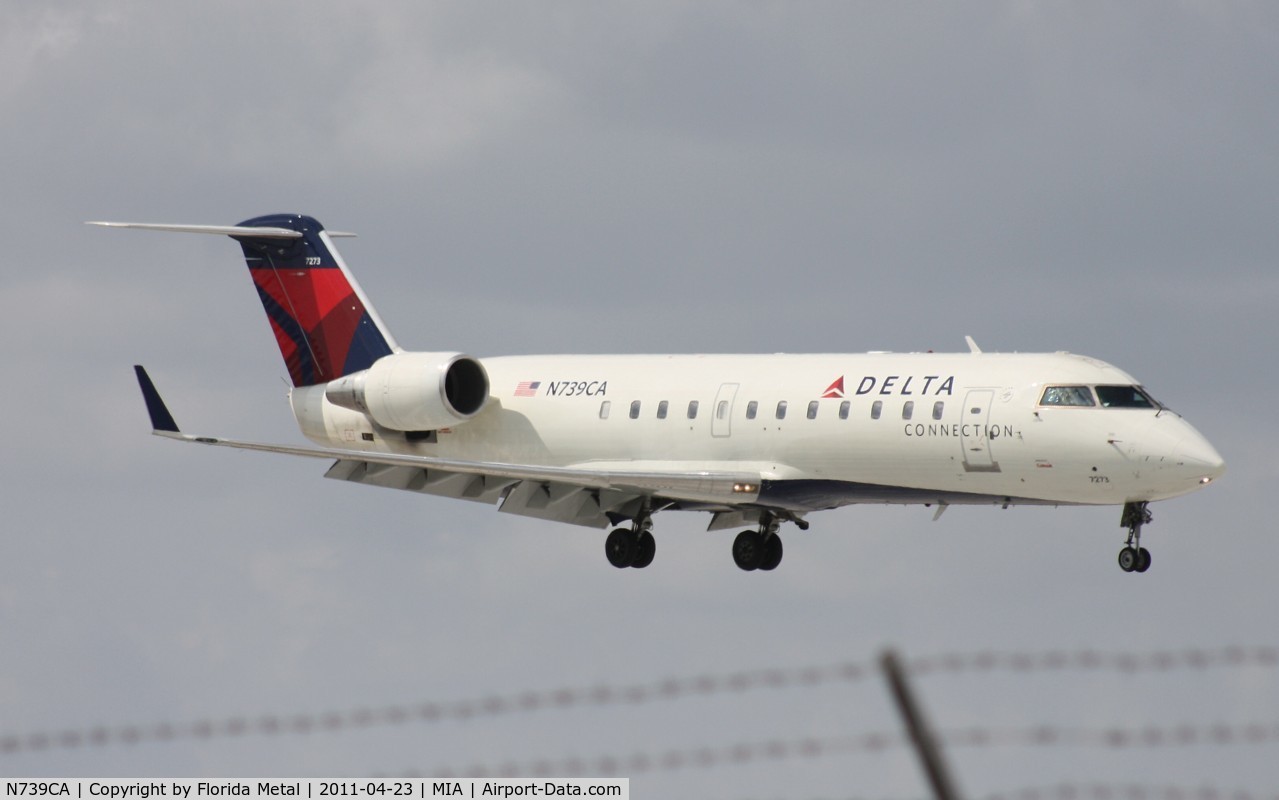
[87, 221, 302, 239]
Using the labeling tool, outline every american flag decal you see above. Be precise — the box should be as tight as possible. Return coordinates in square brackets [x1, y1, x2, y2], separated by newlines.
[514, 381, 541, 397]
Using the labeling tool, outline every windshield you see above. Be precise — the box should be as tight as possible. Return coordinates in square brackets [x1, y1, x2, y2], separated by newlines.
[1039, 386, 1095, 407]
[1095, 385, 1160, 409]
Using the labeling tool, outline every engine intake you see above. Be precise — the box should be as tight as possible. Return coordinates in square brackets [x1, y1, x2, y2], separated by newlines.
[324, 352, 489, 431]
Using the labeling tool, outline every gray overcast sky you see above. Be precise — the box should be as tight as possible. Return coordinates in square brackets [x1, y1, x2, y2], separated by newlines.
[2, 2, 1277, 795]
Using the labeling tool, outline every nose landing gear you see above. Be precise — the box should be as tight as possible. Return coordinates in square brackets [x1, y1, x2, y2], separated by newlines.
[1117, 501, 1153, 573]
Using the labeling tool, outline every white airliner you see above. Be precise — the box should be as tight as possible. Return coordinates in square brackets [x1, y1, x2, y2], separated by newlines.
[95, 214, 1225, 573]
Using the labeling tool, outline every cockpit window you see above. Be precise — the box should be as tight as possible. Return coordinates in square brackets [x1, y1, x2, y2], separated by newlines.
[1096, 385, 1158, 409]
[1040, 386, 1095, 407]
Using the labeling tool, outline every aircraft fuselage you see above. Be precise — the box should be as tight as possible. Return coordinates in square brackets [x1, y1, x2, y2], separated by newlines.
[291, 351, 1223, 512]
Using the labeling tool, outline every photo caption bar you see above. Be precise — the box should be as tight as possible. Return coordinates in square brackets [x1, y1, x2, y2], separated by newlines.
[1, 781, 628, 800]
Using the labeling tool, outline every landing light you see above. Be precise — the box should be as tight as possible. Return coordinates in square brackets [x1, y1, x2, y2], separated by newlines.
[1199, 476, 1214, 485]
[733, 483, 758, 493]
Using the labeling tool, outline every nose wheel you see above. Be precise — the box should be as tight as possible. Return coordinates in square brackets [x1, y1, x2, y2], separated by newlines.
[1117, 501, 1153, 573]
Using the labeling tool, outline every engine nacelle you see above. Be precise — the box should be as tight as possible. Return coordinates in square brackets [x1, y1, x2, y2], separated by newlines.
[324, 352, 489, 431]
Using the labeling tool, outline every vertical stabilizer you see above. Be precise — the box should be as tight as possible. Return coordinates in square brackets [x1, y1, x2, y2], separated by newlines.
[234, 214, 397, 386]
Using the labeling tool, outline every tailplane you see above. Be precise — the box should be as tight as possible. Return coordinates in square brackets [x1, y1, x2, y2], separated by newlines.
[91, 214, 398, 386]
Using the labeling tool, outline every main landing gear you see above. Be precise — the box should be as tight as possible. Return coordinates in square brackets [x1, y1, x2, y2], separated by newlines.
[732, 512, 788, 572]
[605, 514, 655, 569]
[604, 508, 805, 571]
[1117, 500, 1153, 574]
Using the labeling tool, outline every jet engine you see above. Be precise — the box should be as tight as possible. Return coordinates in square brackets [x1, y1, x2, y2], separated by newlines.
[324, 352, 489, 431]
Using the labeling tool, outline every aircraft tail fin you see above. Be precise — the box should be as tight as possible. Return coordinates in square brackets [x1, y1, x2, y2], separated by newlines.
[92, 215, 398, 386]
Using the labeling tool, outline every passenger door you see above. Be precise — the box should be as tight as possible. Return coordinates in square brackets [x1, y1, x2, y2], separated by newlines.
[961, 389, 1000, 472]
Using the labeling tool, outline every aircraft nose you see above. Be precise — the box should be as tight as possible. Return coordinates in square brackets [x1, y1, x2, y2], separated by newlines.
[1173, 427, 1226, 485]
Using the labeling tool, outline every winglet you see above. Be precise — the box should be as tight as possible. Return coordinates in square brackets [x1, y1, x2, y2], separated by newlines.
[134, 365, 180, 433]
[964, 335, 982, 354]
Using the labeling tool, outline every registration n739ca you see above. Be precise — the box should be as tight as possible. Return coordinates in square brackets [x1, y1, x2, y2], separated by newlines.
[94, 214, 1224, 573]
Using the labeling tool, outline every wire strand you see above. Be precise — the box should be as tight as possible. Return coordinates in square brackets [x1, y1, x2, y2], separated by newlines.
[3, 646, 1273, 756]
[413, 723, 1279, 779]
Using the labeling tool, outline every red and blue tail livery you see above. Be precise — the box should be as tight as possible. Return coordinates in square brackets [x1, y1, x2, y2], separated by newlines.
[234, 214, 395, 386]
[90, 215, 398, 386]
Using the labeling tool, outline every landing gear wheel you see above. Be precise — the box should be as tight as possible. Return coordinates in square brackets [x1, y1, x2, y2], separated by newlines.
[1117, 501, 1154, 574]
[631, 531, 656, 569]
[1135, 547, 1152, 573]
[605, 527, 637, 568]
[758, 535, 783, 571]
[1118, 546, 1139, 573]
[733, 530, 764, 571]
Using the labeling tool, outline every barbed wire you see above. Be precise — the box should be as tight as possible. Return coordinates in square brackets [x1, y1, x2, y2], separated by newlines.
[411, 723, 1279, 779]
[904, 646, 1277, 677]
[2, 646, 1274, 756]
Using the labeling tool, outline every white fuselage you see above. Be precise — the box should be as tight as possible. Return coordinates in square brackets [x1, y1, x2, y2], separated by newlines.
[290, 350, 1224, 512]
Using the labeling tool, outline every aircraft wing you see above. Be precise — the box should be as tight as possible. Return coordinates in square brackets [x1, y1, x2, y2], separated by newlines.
[134, 366, 762, 528]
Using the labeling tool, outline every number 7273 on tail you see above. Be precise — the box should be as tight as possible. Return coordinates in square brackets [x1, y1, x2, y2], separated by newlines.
[95, 214, 1225, 574]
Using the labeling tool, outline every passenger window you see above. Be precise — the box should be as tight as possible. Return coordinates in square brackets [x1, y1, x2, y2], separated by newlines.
[687, 400, 699, 419]
[776, 401, 788, 420]
[1096, 385, 1157, 409]
[629, 400, 641, 419]
[746, 400, 758, 420]
[1040, 386, 1095, 407]
[839, 400, 850, 420]
[871, 400, 882, 420]
[717, 400, 729, 420]
[902, 401, 914, 421]
[932, 401, 944, 420]
[599, 401, 611, 420]
[807, 400, 819, 419]
[657, 400, 668, 419]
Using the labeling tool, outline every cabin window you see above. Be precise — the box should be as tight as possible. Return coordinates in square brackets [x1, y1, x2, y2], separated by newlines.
[775, 401, 788, 420]
[599, 401, 611, 420]
[687, 400, 699, 419]
[1040, 386, 1095, 407]
[871, 400, 882, 420]
[1096, 385, 1158, 409]
[839, 400, 850, 420]
[746, 400, 758, 420]
[807, 400, 819, 420]
[657, 400, 669, 419]
[902, 401, 914, 420]
[717, 400, 729, 420]
[932, 401, 945, 420]
[629, 400, 641, 419]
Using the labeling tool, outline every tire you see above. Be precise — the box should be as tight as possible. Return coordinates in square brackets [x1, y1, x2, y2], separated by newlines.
[1135, 547, 1152, 573]
[631, 531, 656, 569]
[733, 530, 764, 571]
[758, 535, 784, 571]
[605, 527, 637, 568]
[1117, 547, 1138, 573]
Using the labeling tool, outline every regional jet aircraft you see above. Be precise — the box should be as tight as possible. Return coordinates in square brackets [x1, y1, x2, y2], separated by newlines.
[94, 214, 1225, 573]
